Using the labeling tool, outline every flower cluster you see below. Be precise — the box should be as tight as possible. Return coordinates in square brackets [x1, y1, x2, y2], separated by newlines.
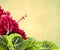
[0, 6, 26, 39]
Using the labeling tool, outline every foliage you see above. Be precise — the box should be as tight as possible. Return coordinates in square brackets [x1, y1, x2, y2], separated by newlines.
[0, 34, 58, 50]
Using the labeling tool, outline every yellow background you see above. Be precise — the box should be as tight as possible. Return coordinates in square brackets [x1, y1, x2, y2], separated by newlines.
[0, 0, 60, 49]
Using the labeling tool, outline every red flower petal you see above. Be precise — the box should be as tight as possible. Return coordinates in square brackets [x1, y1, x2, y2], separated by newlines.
[12, 29, 26, 39]
[0, 6, 27, 39]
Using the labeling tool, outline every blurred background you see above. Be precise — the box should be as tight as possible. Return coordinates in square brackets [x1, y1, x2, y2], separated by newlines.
[0, 0, 60, 49]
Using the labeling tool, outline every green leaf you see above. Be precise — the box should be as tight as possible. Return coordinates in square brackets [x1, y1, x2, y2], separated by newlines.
[0, 35, 8, 45]
[25, 45, 40, 50]
[5, 34, 22, 50]
[13, 36, 26, 50]
[0, 43, 9, 50]
[0, 36, 9, 50]
[24, 37, 40, 50]
[12, 36, 23, 45]
[24, 37, 36, 48]
[13, 37, 40, 50]
[39, 41, 58, 50]
[14, 42, 26, 50]
[5, 34, 21, 48]
[12, 36, 36, 49]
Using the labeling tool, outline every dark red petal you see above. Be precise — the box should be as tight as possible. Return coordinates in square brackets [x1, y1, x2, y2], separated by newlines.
[0, 27, 6, 35]
[12, 29, 26, 39]
[0, 6, 4, 16]
[6, 11, 10, 16]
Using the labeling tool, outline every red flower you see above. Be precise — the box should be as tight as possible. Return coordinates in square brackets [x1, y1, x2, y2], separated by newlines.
[0, 6, 5, 16]
[0, 7, 26, 39]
